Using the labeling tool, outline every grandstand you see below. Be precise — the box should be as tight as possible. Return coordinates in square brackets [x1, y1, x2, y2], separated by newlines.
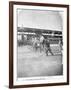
[17, 27, 63, 55]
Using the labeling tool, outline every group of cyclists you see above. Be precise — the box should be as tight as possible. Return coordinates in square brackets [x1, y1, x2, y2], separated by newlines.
[32, 35, 54, 56]
[18, 33, 63, 56]
[31, 34, 63, 56]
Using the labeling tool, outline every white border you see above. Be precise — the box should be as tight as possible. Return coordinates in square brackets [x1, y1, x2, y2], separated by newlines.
[13, 5, 67, 85]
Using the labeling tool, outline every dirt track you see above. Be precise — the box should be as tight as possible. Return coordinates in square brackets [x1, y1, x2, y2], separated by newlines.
[17, 46, 63, 77]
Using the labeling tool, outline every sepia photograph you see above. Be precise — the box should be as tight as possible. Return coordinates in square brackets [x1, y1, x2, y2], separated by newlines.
[9, 2, 69, 88]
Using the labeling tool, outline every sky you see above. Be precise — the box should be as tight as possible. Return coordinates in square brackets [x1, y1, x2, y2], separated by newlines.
[17, 9, 63, 31]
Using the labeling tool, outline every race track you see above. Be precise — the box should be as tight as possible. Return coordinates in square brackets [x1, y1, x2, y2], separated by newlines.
[17, 45, 63, 78]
